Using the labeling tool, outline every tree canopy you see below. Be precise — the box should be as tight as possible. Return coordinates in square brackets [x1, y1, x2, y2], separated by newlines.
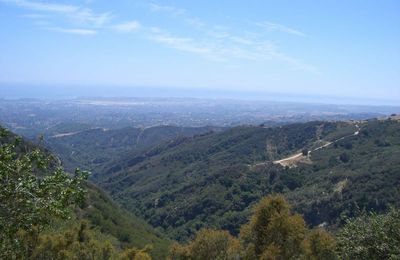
[169, 195, 337, 260]
[337, 208, 400, 259]
[0, 127, 88, 258]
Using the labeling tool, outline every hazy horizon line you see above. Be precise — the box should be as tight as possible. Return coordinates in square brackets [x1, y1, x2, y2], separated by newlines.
[1, 84, 399, 107]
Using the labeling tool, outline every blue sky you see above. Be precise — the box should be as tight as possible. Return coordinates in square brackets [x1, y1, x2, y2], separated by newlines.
[0, 0, 399, 103]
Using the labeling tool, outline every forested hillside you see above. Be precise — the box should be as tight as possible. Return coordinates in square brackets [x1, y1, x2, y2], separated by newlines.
[286, 118, 400, 226]
[88, 118, 400, 241]
[78, 183, 170, 259]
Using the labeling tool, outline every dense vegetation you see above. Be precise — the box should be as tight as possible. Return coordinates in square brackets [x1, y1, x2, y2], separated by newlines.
[169, 195, 337, 259]
[0, 127, 170, 259]
[78, 183, 170, 259]
[0, 127, 88, 258]
[89, 121, 352, 239]
[13, 220, 154, 260]
[169, 194, 400, 260]
[87, 119, 400, 241]
[286, 118, 400, 226]
[337, 208, 400, 259]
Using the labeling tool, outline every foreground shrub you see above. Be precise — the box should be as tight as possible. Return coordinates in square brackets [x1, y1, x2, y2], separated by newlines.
[337, 208, 400, 259]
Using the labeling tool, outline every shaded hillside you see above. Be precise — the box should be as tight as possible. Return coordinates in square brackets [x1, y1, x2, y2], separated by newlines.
[78, 183, 170, 259]
[94, 121, 365, 240]
[46, 125, 222, 173]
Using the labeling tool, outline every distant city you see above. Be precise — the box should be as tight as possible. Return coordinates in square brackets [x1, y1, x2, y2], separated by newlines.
[1, 97, 399, 140]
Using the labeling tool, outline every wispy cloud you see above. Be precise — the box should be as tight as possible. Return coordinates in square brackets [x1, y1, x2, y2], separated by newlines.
[1, 0, 111, 26]
[184, 17, 205, 29]
[149, 3, 186, 16]
[229, 36, 254, 45]
[143, 6, 314, 69]
[148, 28, 212, 55]
[112, 20, 141, 33]
[70, 8, 111, 27]
[20, 13, 47, 19]
[148, 2, 207, 29]
[47, 27, 97, 35]
[143, 26, 317, 72]
[2, 0, 77, 12]
[256, 21, 307, 37]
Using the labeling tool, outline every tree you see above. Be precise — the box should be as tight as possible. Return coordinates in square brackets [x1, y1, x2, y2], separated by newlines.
[240, 195, 337, 259]
[306, 229, 337, 260]
[168, 229, 242, 260]
[337, 208, 400, 259]
[0, 128, 89, 258]
[240, 195, 307, 259]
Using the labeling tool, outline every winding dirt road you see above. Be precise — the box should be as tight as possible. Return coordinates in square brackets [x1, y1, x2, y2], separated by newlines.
[251, 124, 361, 168]
[272, 124, 360, 167]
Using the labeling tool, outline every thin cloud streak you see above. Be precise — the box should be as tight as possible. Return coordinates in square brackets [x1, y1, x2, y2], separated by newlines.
[112, 21, 141, 32]
[149, 3, 186, 16]
[20, 13, 47, 19]
[1, 0, 111, 26]
[2, 0, 77, 12]
[148, 2, 205, 29]
[47, 27, 97, 35]
[147, 27, 213, 55]
[256, 21, 307, 37]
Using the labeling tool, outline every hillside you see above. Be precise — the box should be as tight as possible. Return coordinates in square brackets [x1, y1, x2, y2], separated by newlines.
[88, 120, 375, 239]
[87, 119, 400, 241]
[0, 126, 171, 259]
[285, 118, 400, 226]
[46, 125, 222, 173]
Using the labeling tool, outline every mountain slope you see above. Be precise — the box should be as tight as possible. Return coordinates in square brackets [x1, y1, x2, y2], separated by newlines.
[95, 121, 368, 240]
[285, 118, 400, 226]
[78, 183, 170, 259]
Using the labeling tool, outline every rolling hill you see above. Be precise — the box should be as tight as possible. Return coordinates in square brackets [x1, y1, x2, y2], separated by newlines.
[46, 125, 222, 174]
